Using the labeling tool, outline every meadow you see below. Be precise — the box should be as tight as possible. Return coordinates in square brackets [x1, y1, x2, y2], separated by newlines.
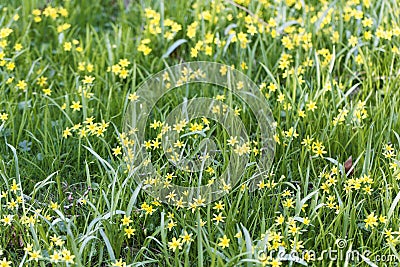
[1, 0, 400, 266]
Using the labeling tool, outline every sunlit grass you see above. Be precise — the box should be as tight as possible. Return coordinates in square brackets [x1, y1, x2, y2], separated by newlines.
[0, 0, 400, 266]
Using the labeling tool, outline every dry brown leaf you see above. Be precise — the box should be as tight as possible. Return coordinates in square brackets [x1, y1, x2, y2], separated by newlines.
[344, 156, 353, 177]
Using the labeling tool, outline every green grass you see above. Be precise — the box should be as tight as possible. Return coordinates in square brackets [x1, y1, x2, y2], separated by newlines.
[1, 0, 400, 266]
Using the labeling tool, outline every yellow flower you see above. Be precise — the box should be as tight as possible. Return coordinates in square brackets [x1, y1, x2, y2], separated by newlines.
[124, 226, 136, 238]
[86, 63, 94, 72]
[180, 231, 193, 244]
[0, 113, 8, 122]
[0, 28, 12, 38]
[306, 100, 317, 112]
[364, 212, 378, 229]
[119, 68, 128, 79]
[213, 201, 224, 211]
[24, 243, 33, 253]
[62, 127, 72, 138]
[138, 43, 152, 55]
[168, 237, 182, 251]
[285, 127, 299, 138]
[219, 65, 228, 76]
[5, 76, 13, 84]
[121, 215, 132, 226]
[82, 75, 95, 84]
[42, 88, 52, 96]
[16, 80, 27, 91]
[234, 142, 251, 156]
[362, 17, 373, 28]
[111, 65, 120, 73]
[28, 250, 41, 262]
[173, 119, 187, 133]
[1, 215, 13, 226]
[271, 258, 282, 267]
[63, 42, 72, 51]
[218, 235, 230, 249]
[32, 9, 41, 16]
[6, 62, 15, 71]
[227, 136, 238, 146]
[151, 139, 160, 149]
[36, 76, 47, 87]
[173, 140, 183, 148]
[14, 43, 22, 51]
[204, 45, 212, 56]
[61, 249, 75, 264]
[50, 251, 61, 262]
[57, 23, 71, 33]
[112, 259, 127, 267]
[10, 179, 19, 193]
[186, 21, 198, 39]
[312, 140, 327, 157]
[212, 213, 225, 225]
[275, 214, 285, 225]
[258, 180, 267, 189]
[58, 7, 69, 17]
[348, 35, 358, 47]
[189, 122, 203, 132]
[289, 223, 300, 235]
[379, 215, 387, 223]
[128, 92, 139, 101]
[237, 81, 244, 89]
[267, 83, 277, 92]
[167, 221, 176, 231]
[277, 93, 285, 103]
[50, 235, 65, 247]
[118, 58, 130, 67]
[0, 258, 12, 267]
[70, 101, 82, 111]
[190, 47, 199, 58]
[50, 201, 59, 210]
[112, 146, 122, 156]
